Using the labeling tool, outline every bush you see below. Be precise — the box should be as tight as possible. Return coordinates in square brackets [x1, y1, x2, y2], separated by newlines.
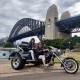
[42, 39, 63, 49]
[42, 36, 80, 50]
[74, 43, 80, 52]
[2, 42, 15, 48]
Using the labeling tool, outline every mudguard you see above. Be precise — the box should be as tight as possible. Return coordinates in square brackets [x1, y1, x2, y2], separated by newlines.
[9, 51, 30, 60]
[9, 52, 21, 60]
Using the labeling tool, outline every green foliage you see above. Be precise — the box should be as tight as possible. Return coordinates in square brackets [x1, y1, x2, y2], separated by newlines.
[42, 39, 52, 48]
[42, 39, 64, 49]
[2, 42, 15, 48]
[74, 43, 80, 52]
[42, 35, 80, 50]
[0, 43, 4, 47]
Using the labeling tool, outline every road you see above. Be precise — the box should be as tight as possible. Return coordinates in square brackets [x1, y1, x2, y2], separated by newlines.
[0, 60, 80, 80]
[0, 72, 80, 80]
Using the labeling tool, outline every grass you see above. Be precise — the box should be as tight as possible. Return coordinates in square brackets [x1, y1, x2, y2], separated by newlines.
[54, 52, 80, 64]
[68, 52, 80, 63]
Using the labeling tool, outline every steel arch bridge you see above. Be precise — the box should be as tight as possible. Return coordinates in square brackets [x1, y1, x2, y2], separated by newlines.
[8, 15, 80, 42]
[8, 18, 45, 42]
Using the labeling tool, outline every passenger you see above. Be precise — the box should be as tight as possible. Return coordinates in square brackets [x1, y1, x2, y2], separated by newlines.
[28, 38, 36, 60]
[36, 42, 49, 68]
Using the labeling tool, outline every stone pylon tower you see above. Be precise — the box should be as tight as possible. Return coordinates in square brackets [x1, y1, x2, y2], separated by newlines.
[45, 4, 71, 39]
[45, 4, 58, 39]
[58, 11, 71, 38]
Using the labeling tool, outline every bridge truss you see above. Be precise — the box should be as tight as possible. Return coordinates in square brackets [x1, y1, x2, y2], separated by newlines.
[56, 15, 80, 33]
[8, 18, 45, 42]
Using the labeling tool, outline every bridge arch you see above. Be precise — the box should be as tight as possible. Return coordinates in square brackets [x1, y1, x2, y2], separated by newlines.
[8, 18, 45, 42]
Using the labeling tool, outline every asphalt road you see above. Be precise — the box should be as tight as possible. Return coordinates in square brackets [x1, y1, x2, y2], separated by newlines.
[0, 60, 80, 80]
[0, 72, 80, 80]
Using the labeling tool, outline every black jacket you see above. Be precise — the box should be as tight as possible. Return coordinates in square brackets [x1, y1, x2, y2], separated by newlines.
[36, 47, 45, 56]
[28, 42, 36, 50]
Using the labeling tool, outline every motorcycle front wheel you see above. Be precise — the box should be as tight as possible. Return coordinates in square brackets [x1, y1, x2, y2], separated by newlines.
[63, 57, 79, 74]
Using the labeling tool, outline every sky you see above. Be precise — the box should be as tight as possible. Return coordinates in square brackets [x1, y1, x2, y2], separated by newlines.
[0, 0, 80, 43]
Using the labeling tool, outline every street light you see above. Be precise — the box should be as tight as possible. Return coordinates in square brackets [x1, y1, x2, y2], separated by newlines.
[69, 42, 70, 51]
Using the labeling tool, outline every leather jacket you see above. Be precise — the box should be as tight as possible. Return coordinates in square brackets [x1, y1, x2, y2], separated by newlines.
[36, 47, 44, 56]
[28, 42, 36, 50]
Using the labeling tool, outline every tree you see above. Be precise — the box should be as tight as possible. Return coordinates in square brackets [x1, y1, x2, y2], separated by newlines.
[3, 42, 15, 48]
[74, 42, 80, 52]
[51, 39, 63, 48]
[42, 39, 63, 48]
[41, 36, 80, 50]
[42, 39, 52, 48]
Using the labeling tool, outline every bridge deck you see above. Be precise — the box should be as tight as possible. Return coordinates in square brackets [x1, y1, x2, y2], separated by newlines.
[56, 15, 80, 33]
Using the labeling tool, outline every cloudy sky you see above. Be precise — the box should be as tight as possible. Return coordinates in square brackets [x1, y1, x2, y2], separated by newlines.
[0, 0, 80, 43]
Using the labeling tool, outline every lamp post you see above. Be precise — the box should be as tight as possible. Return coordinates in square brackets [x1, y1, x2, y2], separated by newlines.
[69, 42, 70, 51]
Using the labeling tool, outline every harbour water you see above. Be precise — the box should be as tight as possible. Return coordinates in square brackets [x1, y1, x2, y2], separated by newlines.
[0, 51, 10, 59]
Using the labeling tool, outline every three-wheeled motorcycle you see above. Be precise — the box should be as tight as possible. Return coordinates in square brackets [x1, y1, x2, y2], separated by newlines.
[9, 42, 79, 74]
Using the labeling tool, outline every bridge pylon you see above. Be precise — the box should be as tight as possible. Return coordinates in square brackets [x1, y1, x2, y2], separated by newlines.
[57, 11, 71, 38]
[45, 4, 71, 39]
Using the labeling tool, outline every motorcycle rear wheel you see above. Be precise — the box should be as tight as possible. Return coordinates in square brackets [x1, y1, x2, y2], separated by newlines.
[11, 55, 25, 70]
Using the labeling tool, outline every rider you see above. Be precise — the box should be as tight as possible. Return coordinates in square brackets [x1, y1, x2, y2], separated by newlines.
[28, 38, 36, 60]
[36, 42, 49, 68]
